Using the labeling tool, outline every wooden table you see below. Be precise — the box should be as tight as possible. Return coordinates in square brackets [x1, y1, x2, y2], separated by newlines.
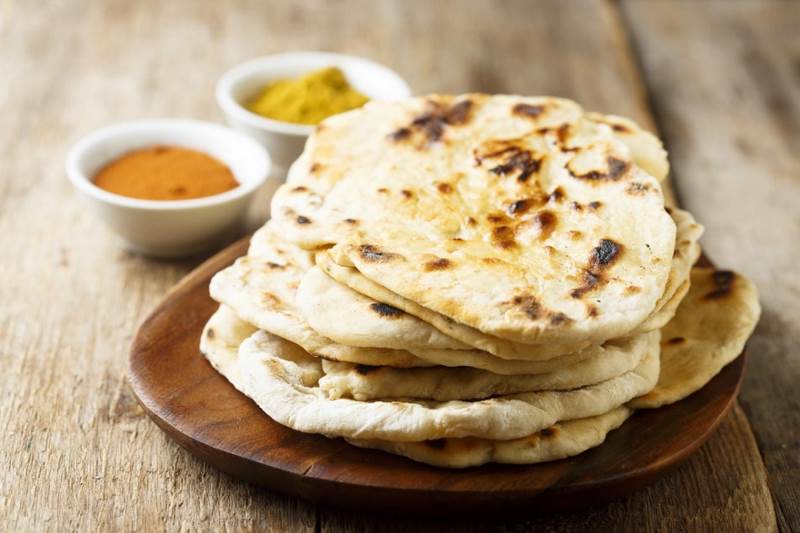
[1, 1, 796, 530]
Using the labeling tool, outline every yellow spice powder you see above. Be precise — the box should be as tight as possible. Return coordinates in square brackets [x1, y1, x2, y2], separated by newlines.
[246, 67, 369, 125]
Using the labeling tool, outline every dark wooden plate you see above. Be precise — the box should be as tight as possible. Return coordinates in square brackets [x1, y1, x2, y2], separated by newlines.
[128, 236, 745, 515]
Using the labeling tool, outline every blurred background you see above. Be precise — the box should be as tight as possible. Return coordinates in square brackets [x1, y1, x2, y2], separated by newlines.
[0, 1, 797, 530]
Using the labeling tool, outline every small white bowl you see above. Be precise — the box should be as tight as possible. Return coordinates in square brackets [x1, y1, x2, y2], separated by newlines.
[66, 119, 271, 257]
[216, 51, 411, 175]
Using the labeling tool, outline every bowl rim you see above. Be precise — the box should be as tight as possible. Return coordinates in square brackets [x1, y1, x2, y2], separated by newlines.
[215, 51, 412, 137]
[66, 118, 271, 211]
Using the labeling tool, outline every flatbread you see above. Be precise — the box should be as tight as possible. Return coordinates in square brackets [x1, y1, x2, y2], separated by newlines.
[231, 329, 659, 441]
[631, 267, 760, 408]
[636, 207, 703, 331]
[200, 304, 258, 381]
[271, 94, 676, 346]
[200, 307, 635, 468]
[217, 227, 597, 374]
[210, 225, 433, 368]
[584, 112, 669, 183]
[297, 265, 470, 351]
[347, 407, 632, 468]
[316, 252, 592, 359]
[319, 330, 658, 401]
[312, 206, 698, 360]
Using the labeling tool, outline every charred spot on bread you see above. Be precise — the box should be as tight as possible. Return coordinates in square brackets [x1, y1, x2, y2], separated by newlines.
[704, 270, 736, 299]
[444, 99, 474, 124]
[401, 189, 414, 199]
[388, 127, 412, 142]
[512, 103, 544, 118]
[436, 182, 454, 194]
[549, 312, 572, 326]
[627, 182, 652, 195]
[666, 336, 686, 345]
[394, 99, 475, 147]
[475, 139, 543, 183]
[533, 210, 557, 241]
[424, 257, 452, 271]
[508, 198, 534, 215]
[359, 244, 399, 263]
[355, 364, 379, 375]
[570, 156, 630, 182]
[512, 294, 542, 320]
[491, 225, 517, 249]
[296, 215, 311, 225]
[489, 148, 541, 182]
[592, 239, 623, 267]
[571, 239, 624, 298]
[547, 187, 565, 203]
[205, 328, 215, 339]
[369, 302, 404, 318]
[487, 213, 509, 224]
[539, 426, 559, 438]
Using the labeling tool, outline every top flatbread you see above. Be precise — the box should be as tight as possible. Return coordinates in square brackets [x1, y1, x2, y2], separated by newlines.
[271, 94, 676, 346]
[307, 207, 699, 360]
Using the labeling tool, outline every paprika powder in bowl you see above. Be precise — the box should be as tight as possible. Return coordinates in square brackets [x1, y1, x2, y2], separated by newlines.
[66, 119, 271, 257]
[216, 52, 410, 176]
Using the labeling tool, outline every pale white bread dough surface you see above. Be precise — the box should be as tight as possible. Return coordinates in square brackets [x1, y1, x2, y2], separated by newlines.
[271, 94, 676, 347]
[631, 267, 760, 408]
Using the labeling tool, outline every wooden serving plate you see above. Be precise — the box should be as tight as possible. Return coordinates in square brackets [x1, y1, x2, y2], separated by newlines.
[129, 236, 745, 515]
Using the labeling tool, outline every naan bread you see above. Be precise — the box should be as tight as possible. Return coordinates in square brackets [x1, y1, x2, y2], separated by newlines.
[311, 207, 698, 359]
[636, 207, 703, 331]
[631, 267, 760, 408]
[232, 329, 659, 441]
[200, 307, 635, 468]
[347, 407, 632, 468]
[210, 225, 433, 368]
[200, 304, 258, 382]
[319, 331, 658, 401]
[215, 226, 598, 374]
[272, 94, 676, 346]
[584, 112, 669, 183]
[297, 265, 470, 351]
[317, 252, 591, 359]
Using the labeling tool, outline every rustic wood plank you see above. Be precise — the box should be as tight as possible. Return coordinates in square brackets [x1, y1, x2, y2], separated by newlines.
[320, 405, 773, 533]
[0, 1, 312, 530]
[0, 0, 776, 530]
[622, 1, 800, 530]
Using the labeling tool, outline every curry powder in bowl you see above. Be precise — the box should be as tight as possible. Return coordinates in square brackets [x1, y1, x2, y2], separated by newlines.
[245, 67, 369, 126]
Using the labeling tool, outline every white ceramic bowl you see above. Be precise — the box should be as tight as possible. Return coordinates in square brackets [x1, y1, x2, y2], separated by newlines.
[216, 51, 411, 175]
[66, 119, 271, 257]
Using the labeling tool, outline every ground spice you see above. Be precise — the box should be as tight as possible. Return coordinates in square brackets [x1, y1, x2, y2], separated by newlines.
[246, 67, 369, 125]
[94, 146, 239, 201]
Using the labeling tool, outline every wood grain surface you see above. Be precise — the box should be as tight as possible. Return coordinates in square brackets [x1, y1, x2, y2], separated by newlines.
[0, 0, 792, 530]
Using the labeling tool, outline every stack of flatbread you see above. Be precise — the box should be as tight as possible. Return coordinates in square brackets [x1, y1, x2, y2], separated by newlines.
[201, 95, 760, 468]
